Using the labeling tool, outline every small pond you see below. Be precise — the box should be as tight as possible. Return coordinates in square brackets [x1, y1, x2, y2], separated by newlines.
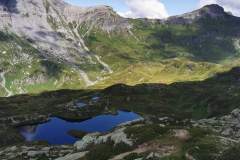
[19, 111, 141, 145]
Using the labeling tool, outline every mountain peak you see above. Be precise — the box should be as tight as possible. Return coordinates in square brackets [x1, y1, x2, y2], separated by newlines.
[86, 5, 114, 11]
[165, 4, 230, 24]
[199, 4, 225, 16]
[81, 5, 118, 18]
[64, 4, 130, 33]
[202, 4, 224, 10]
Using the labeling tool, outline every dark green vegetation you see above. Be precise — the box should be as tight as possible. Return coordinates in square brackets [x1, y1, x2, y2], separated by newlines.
[125, 124, 169, 145]
[67, 130, 87, 139]
[1, 67, 240, 160]
[84, 6, 240, 87]
[142, 16, 240, 62]
[2, 66, 239, 126]
[103, 67, 240, 120]
[85, 141, 132, 160]
[0, 89, 102, 119]
[184, 128, 221, 160]
[80, 125, 227, 160]
[219, 144, 240, 160]
[124, 126, 223, 160]
[0, 89, 104, 146]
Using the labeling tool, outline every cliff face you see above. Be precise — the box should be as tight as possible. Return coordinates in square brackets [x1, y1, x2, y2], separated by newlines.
[0, 0, 132, 96]
[63, 5, 131, 33]
[0, 0, 131, 65]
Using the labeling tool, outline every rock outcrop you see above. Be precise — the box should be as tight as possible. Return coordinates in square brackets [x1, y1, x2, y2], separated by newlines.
[0, 145, 76, 160]
[195, 108, 240, 140]
[74, 127, 133, 150]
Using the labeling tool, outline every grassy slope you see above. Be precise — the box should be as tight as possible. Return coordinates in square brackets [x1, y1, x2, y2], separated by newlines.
[0, 31, 87, 96]
[2, 66, 239, 121]
[1, 14, 240, 95]
[84, 17, 240, 88]
[103, 67, 240, 120]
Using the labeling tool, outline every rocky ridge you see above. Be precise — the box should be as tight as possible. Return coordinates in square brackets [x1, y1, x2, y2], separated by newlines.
[74, 127, 133, 151]
[165, 4, 232, 24]
[0, 0, 130, 65]
[0, 0, 133, 95]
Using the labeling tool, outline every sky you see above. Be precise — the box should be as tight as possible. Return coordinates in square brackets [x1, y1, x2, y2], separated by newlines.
[65, 0, 240, 19]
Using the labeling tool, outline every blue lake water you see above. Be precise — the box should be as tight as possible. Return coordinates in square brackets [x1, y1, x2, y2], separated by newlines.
[19, 111, 141, 145]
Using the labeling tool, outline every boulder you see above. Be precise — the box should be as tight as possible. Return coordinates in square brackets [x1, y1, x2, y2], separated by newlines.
[231, 109, 240, 118]
[55, 151, 88, 160]
[74, 127, 133, 150]
[221, 128, 233, 136]
[173, 129, 191, 141]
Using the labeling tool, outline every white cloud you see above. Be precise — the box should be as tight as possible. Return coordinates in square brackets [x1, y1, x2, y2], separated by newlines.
[199, 0, 217, 7]
[118, 0, 169, 19]
[199, 0, 240, 16]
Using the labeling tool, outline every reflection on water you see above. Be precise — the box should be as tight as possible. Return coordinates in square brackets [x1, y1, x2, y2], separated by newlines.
[19, 111, 141, 145]
[20, 126, 38, 141]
